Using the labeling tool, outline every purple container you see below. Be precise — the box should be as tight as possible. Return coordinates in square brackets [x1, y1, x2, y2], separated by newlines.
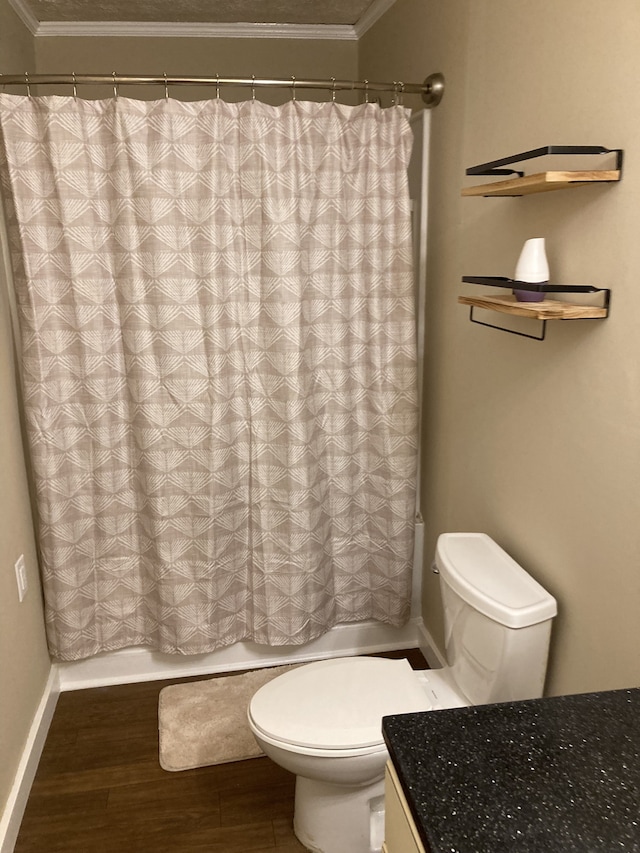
[513, 285, 546, 303]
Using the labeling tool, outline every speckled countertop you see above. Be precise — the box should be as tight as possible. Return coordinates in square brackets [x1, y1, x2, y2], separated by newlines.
[382, 687, 640, 853]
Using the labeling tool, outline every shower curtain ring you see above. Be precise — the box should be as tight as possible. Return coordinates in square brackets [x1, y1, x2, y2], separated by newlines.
[291, 76, 296, 101]
[72, 72, 78, 100]
[163, 72, 169, 100]
[331, 77, 336, 102]
[216, 73, 220, 99]
[251, 75, 256, 100]
[364, 80, 369, 103]
[25, 72, 31, 97]
[112, 71, 119, 100]
[398, 81, 405, 105]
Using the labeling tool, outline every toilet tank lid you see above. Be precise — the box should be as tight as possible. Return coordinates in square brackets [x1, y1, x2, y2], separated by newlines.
[435, 533, 557, 628]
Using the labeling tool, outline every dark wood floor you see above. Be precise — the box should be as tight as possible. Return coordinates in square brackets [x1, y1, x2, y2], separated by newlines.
[15, 648, 428, 853]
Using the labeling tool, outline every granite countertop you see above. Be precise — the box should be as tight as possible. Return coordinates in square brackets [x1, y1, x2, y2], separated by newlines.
[382, 687, 640, 853]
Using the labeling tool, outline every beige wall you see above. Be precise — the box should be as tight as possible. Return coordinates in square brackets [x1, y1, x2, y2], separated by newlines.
[1, 5, 638, 820]
[361, 0, 640, 696]
[35, 36, 358, 102]
[0, 0, 52, 821]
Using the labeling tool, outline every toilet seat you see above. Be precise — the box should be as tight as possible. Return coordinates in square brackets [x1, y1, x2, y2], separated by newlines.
[248, 656, 431, 752]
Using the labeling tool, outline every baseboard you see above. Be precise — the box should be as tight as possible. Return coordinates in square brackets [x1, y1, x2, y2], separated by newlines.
[57, 618, 427, 691]
[0, 667, 60, 853]
[415, 620, 447, 670]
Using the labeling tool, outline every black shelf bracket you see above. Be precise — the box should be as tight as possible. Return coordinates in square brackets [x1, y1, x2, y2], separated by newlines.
[465, 145, 624, 178]
[467, 307, 548, 341]
[462, 276, 611, 307]
[467, 306, 610, 342]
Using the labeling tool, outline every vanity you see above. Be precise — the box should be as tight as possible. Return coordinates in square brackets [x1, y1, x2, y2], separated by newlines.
[382, 687, 640, 853]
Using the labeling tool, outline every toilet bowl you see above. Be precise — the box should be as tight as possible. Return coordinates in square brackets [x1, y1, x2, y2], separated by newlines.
[248, 656, 465, 853]
[247, 533, 557, 853]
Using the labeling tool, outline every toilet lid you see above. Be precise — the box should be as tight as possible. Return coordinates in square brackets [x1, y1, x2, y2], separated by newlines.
[248, 657, 430, 750]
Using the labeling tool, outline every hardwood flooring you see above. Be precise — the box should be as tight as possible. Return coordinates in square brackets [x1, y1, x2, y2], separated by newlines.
[14, 648, 428, 853]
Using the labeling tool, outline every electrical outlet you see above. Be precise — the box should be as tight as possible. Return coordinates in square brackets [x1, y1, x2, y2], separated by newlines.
[14, 554, 28, 602]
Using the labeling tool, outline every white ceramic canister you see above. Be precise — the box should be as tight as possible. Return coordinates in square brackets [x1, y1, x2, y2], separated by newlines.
[513, 237, 549, 303]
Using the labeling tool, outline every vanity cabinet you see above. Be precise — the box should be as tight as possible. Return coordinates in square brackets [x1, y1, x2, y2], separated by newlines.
[383, 761, 426, 853]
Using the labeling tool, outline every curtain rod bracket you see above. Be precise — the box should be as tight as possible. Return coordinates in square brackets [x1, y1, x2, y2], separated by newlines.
[422, 72, 445, 107]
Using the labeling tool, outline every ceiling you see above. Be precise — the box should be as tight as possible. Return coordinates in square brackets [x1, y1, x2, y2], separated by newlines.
[8, 0, 396, 38]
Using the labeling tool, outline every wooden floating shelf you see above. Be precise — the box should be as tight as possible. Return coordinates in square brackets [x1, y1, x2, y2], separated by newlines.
[458, 294, 608, 320]
[459, 148, 619, 337]
[462, 169, 621, 197]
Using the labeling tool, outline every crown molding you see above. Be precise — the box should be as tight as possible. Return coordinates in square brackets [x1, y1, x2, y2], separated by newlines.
[7, 0, 396, 40]
[29, 19, 359, 40]
[353, 0, 397, 38]
[7, 0, 39, 35]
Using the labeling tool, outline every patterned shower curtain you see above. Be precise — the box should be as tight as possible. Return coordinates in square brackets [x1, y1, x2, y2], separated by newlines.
[0, 93, 417, 661]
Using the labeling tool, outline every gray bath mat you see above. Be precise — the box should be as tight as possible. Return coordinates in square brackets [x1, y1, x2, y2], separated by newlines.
[158, 665, 294, 771]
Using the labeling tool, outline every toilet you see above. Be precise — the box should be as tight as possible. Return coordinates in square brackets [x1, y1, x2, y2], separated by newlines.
[247, 532, 558, 853]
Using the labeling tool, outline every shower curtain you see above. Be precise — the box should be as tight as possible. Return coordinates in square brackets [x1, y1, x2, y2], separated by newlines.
[0, 93, 417, 661]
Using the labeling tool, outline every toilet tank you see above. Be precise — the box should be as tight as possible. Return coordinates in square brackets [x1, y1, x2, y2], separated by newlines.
[435, 533, 557, 706]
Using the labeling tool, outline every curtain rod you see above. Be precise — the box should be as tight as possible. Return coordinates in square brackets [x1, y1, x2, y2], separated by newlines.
[0, 71, 445, 106]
